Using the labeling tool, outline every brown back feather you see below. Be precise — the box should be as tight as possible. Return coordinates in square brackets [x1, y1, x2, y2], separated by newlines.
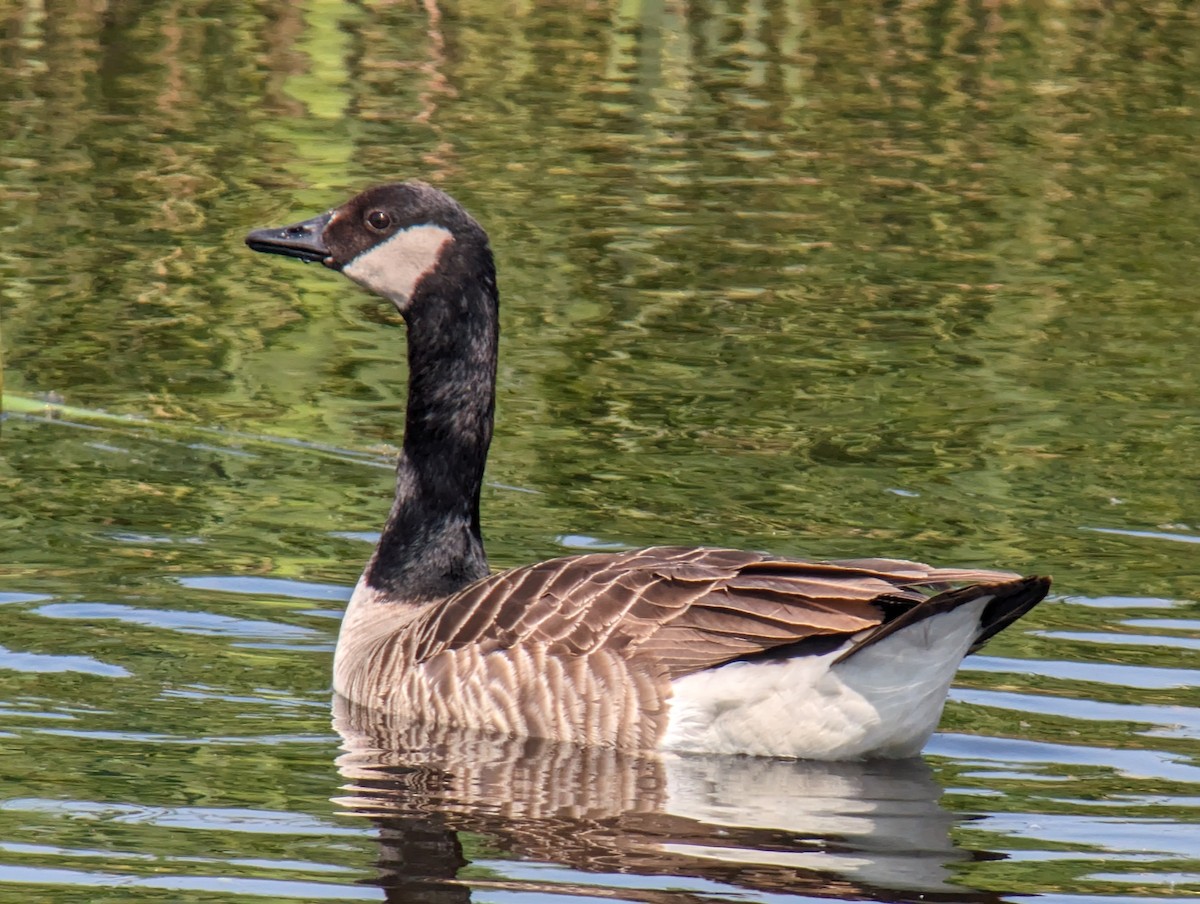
[405, 546, 1034, 679]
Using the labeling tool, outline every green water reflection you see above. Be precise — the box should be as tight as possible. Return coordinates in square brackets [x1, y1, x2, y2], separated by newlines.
[2, 1, 1199, 901]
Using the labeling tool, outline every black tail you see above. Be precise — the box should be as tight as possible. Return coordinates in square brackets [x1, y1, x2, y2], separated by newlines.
[968, 575, 1052, 653]
[833, 575, 1051, 666]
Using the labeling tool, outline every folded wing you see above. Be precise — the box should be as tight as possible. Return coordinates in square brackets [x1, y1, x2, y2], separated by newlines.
[406, 546, 1027, 679]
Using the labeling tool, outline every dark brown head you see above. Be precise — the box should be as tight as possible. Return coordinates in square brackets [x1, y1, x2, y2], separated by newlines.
[246, 181, 491, 313]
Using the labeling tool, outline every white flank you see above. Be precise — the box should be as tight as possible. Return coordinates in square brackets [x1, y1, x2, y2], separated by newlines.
[342, 223, 454, 307]
[661, 598, 991, 759]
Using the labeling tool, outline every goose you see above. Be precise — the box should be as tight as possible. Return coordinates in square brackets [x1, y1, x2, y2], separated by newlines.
[245, 181, 1050, 759]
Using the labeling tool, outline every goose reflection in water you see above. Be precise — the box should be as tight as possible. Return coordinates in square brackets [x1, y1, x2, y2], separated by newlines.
[332, 698, 1004, 904]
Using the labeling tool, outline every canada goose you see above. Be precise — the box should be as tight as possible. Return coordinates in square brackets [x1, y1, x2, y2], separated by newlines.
[246, 181, 1050, 759]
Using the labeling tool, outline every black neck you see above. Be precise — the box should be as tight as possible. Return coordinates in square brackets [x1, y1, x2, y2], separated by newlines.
[364, 253, 498, 601]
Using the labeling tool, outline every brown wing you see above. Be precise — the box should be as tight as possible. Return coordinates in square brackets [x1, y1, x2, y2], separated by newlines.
[406, 546, 1022, 679]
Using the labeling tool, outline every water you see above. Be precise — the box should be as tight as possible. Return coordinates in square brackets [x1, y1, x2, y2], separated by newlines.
[2, 1, 1199, 901]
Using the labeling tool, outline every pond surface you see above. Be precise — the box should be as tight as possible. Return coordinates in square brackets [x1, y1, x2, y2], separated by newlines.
[2, 1, 1199, 901]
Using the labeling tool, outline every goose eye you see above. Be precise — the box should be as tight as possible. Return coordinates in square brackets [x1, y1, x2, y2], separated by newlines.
[366, 210, 392, 231]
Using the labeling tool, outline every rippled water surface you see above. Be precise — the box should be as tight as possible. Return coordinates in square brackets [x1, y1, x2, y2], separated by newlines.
[2, 2, 1199, 901]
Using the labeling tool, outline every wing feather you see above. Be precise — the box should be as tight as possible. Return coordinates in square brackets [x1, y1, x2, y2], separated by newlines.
[399, 546, 1024, 679]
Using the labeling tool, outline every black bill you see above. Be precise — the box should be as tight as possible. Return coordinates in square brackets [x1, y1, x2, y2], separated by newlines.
[245, 211, 333, 264]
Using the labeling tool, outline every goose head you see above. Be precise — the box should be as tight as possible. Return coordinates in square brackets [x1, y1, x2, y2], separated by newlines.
[245, 181, 491, 315]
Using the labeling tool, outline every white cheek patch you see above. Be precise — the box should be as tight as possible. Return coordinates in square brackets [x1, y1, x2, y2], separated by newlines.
[342, 223, 454, 306]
